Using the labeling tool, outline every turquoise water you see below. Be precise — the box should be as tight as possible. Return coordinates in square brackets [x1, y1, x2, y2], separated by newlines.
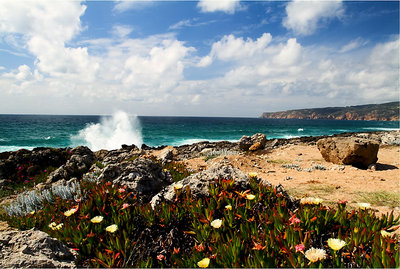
[0, 113, 398, 152]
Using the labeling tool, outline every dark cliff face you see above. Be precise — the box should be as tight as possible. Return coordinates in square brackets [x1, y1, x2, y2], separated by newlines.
[260, 102, 400, 121]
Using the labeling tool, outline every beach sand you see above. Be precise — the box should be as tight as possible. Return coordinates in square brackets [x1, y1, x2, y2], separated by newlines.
[177, 143, 400, 217]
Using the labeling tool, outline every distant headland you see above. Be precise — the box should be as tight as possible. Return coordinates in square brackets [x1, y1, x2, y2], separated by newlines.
[260, 101, 399, 121]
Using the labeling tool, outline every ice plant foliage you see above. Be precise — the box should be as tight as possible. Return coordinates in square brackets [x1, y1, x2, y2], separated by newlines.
[2, 174, 399, 268]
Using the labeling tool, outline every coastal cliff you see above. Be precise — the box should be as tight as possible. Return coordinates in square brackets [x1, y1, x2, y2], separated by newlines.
[260, 101, 399, 121]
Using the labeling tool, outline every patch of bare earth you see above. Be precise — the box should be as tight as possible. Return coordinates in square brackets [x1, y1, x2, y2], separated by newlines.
[181, 144, 400, 217]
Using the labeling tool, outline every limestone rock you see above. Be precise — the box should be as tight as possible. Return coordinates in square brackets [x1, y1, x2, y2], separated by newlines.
[151, 162, 255, 208]
[0, 228, 77, 268]
[47, 146, 94, 183]
[317, 137, 379, 168]
[239, 133, 267, 151]
[99, 158, 172, 202]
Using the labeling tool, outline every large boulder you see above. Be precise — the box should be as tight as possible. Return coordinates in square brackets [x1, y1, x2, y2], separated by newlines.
[47, 146, 94, 183]
[151, 160, 256, 208]
[317, 137, 379, 168]
[0, 228, 77, 268]
[98, 158, 172, 202]
[238, 133, 267, 151]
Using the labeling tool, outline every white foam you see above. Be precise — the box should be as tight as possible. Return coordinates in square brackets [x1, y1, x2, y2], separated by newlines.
[362, 127, 399, 131]
[71, 111, 143, 151]
[44, 136, 51, 140]
[298, 128, 304, 131]
[0, 146, 35, 152]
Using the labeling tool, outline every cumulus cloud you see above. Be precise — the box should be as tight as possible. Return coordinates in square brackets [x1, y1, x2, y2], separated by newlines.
[283, 0, 344, 36]
[197, 0, 241, 14]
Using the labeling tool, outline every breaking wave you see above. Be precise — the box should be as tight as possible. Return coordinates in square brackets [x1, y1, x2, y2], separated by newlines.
[71, 111, 143, 151]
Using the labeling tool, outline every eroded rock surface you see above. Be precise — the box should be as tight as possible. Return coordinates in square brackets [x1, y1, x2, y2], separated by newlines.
[239, 133, 267, 151]
[0, 228, 77, 268]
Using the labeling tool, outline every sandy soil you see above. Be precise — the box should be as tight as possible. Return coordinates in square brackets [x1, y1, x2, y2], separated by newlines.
[179, 144, 400, 217]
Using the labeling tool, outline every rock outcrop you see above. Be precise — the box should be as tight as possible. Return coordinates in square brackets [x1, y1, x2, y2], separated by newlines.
[99, 158, 172, 202]
[0, 228, 77, 268]
[317, 137, 379, 168]
[47, 146, 94, 184]
[151, 160, 257, 207]
[239, 133, 267, 151]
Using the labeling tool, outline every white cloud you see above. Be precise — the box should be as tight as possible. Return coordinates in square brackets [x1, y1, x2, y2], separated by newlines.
[340, 38, 369, 53]
[113, 0, 154, 13]
[112, 25, 134, 38]
[197, 0, 241, 14]
[283, 0, 344, 36]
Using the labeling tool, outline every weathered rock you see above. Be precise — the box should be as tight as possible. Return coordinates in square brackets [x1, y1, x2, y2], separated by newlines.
[317, 137, 379, 168]
[99, 158, 172, 202]
[0, 228, 77, 268]
[47, 146, 94, 183]
[239, 133, 267, 151]
[249, 142, 263, 151]
[151, 161, 256, 208]
[157, 148, 174, 164]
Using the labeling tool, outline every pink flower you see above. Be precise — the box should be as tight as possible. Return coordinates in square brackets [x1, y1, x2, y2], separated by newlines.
[338, 200, 347, 204]
[289, 215, 301, 225]
[118, 188, 126, 193]
[122, 203, 130, 209]
[18, 167, 22, 170]
[295, 244, 305, 252]
[157, 254, 165, 261]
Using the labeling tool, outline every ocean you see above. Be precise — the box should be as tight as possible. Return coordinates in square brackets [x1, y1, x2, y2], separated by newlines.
[0, 112, 399, 152]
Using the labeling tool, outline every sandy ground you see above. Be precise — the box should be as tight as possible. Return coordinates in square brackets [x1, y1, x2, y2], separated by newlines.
[179, 144, 400, 217]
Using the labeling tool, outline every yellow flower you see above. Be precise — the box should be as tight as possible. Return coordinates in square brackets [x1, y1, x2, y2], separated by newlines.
[225, 204, 232, 210]
[358, 203, 370, 210]
[304, 247, 326, 263]
[30, 211, 35, 215]
[55, 223, 63, 230]
[381, 230, 391, 237]
[211, 219, 222, 229]
[174, 183, 183, 190]
[64, 207, 78, 217]
[246, 194, 256, 200]
[248, 172, 258, 178]
[106, 224, 118, 233]
[327, 238, 346, 251]
[197, 257, 210, 268]
[91, 216, 103, 223]
[313, 198, 323, 205]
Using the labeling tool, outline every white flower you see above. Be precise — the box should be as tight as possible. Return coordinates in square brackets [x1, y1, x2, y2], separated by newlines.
[225, 204, 232, 210]
[174, 183, 183, 190]
[105, 224, 118, 233]
[91, 216, 103, 223]
[304, 247, 326, 263]
[327, 238, 346, 251]
[210, 219, 222, 229]
[358, 203, 371, 210]
[300, 197, 322, 205]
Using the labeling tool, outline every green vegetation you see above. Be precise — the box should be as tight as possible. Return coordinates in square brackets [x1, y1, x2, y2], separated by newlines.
[2, 177, 398, 268]
[357, 191, 400, 209]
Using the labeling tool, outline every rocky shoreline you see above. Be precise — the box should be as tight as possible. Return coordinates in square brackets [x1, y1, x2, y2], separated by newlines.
[0, 130, 399, 267]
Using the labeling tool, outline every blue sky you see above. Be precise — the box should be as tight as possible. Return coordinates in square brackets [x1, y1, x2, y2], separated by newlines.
[0, 0, 398, 116]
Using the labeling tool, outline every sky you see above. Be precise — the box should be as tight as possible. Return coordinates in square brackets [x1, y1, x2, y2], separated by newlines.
[0, 0, 399, 117]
